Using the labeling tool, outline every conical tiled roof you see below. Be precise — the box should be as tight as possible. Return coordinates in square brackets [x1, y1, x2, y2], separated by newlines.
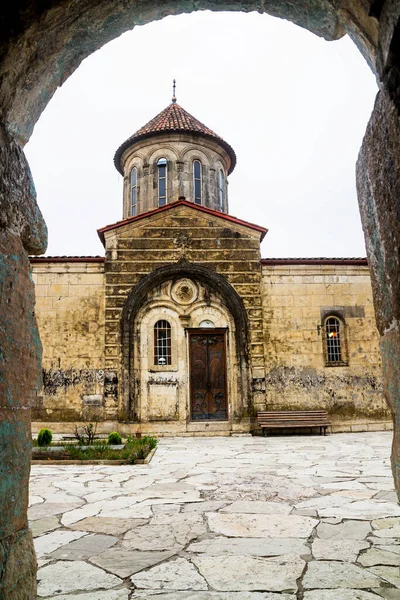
[114, 102, 236, 174]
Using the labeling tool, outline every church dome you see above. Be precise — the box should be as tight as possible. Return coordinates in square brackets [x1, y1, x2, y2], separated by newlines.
[115, 92, 236, 219]
[114, 101, 236, 175]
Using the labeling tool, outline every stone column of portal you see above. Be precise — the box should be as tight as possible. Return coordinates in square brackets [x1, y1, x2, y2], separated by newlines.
[357, 87, 400, 498]
[0, 123, 47, 598]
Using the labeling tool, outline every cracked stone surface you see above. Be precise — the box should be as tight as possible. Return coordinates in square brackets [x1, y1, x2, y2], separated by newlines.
[311, 539, 369, 561]
[187, 536, 309, 556]
[207, 512, 318, 537]
[30, 432, 400, 596]
[91, 548, 176, 577]
[131, 557, 208, 590]
[303, 561, 382, 589]
[131, 594, 295, 599]
[192, 554, 305, 591]
[358, 547, 400, 566]
[37, 560, 122, 596]
[303, 592, 384, 599]
[48, 533, 118, 560]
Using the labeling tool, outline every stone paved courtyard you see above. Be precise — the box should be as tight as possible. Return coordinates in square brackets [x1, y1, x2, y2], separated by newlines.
[29, 432, 400, 599]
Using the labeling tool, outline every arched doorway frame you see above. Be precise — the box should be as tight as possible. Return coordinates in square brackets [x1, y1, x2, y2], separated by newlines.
[121, 261, 251, 423]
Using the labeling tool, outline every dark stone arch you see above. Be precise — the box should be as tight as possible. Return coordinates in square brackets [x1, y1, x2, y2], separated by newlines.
[2, 1, 400, 596]
[0, 2, 380, 149]
[120, 261, 251, 421]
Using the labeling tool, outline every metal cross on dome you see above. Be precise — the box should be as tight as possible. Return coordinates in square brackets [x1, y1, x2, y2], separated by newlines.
[172, 79, 177, 104]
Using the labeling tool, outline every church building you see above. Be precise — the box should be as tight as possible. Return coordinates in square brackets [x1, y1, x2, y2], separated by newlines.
[30, 93, 392, 436]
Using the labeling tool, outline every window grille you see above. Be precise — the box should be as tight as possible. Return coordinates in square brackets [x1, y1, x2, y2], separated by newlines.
[131, 167, 137, 216]
[157, 158, 167, 207]
[193, 160, 202, 205]
[325, 317, 342, 363]
[218, 169, 225, 210]
[154, 320, 171, 365]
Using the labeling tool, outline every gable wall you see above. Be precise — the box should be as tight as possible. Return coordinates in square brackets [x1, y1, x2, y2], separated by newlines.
[104, 205, 265, 426]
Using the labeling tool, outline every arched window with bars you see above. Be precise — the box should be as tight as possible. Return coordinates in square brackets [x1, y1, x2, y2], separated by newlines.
[154, 320, 171, 366]
[193, 160, 202, 205]
[325, 316, 343, 364]
[131, 167, 137, 216]
[157, 158, 168, 206]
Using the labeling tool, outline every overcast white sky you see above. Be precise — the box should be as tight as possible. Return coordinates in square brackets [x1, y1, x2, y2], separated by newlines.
[25, 11, 378, 258]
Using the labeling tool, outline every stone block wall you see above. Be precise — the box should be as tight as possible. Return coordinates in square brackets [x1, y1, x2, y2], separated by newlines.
[260, 261, 391, 430]
[30, 259, 106, 422]
[102, 202, 265, 427]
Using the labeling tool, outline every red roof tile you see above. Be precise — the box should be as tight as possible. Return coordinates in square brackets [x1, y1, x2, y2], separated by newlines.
[114, 103, 236, 175]
[29, 256, 105, 263]
[97, 199, 267, 245]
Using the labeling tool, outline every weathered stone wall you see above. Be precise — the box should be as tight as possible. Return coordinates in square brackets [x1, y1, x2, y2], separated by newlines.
[0, 118, 47, 598]
[30, 259, 106, 422]
[261, 262, 391, 431]
[357, 86, 400, 493]
[103, 202, 265, 432]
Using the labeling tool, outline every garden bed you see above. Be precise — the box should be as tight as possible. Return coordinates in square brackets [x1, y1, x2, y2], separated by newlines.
[31, 435, 158, 464]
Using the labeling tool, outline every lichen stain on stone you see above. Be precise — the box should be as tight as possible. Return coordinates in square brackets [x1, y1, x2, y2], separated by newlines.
[265, 365, 389, 420]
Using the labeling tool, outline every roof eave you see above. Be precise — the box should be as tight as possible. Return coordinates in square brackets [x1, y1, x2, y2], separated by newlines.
[114, 130, 237, 176]
[98, 199, 267, 246]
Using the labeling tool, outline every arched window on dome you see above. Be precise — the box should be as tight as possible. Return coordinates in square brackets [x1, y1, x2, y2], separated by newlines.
[218, 169, 225, 210]
[324, 316, 345, 364]
[154, 320, 171, 366]
[193, 160, 202, 205]
[131, 167, 137, 216]
[157, 158, 168, 207]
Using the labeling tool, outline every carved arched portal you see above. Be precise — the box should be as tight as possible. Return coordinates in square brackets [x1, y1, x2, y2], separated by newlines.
[121, 262, 251, 430]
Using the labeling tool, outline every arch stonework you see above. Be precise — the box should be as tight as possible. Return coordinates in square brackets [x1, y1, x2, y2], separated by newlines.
[121, 261, 251, 423]
[2, 1, 400, 597]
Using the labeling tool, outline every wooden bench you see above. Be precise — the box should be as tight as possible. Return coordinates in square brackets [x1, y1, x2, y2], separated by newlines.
[257, 410, 331, 436]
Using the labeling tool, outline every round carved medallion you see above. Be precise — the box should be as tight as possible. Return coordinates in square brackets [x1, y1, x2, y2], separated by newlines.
[171, 279, 198, 305]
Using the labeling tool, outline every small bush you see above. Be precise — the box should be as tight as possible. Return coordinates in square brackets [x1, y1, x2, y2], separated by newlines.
[108, 431, 122, 445]
[37, 428, 52, 447]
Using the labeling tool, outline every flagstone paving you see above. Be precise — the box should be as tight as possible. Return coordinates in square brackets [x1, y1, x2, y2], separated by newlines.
[30, 432, 400, 598]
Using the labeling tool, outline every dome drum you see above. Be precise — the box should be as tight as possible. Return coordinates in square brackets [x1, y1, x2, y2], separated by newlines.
[115, 101, 235, 219]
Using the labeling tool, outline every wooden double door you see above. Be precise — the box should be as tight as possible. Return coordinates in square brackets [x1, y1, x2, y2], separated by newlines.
[188, 329, 228, 421]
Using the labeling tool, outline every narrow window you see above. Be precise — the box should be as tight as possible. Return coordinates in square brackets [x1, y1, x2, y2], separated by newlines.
[218, 169, 225, 210]
[193, 160, 202, 205]
[154, 320, 171, 365]
[157, 158, 168, 206]
[131, 167, 137, 216]
[325, 317, 342, 363]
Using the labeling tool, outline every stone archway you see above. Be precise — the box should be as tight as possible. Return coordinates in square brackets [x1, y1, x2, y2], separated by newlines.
[121, 261, 251, 424]
[2, 2, 400, 597]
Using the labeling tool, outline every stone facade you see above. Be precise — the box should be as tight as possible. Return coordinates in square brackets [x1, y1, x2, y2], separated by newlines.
[30, 205, 391, 435]
[260, 260, 391, 431]
[31, 259, 105, 422]
[119, 133, 232, 217]
[29, 97, 393, 437]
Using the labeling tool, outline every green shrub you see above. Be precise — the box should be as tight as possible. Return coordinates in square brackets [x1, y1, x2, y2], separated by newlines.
[142, 435, 158, 450]
[37, 428, 52, 447]
[108, 431, 122, 445]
